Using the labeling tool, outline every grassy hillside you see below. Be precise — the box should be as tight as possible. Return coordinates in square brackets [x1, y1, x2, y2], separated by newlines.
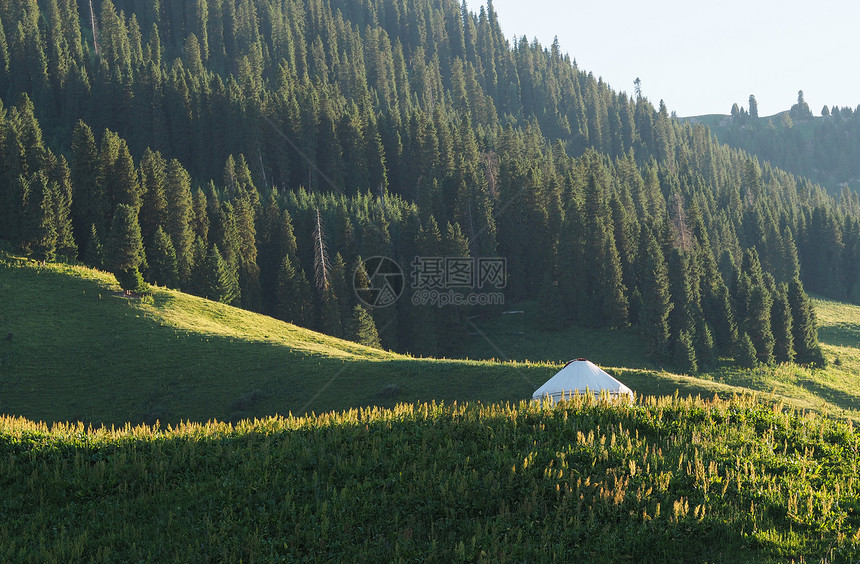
[3, 255, 860, 560]
[2, 395, 860, 561]
[2, 254, 859, 427]
[0, 255, 539, 425]
[0, 254, 754, 426]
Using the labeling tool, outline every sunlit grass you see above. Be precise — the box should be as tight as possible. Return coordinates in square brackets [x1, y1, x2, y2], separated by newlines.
[2, 395, 859, 561]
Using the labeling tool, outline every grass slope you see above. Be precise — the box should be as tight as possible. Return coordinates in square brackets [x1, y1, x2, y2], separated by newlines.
[0, 255, 550, 425]
[2, 254, 858, 426]
[2, 395, 860, 561]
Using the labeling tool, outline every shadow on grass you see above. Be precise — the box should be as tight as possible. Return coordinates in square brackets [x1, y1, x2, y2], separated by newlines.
[818, 323, 860, 348]
[796, 378, 860, 412]
[4, 311, 547, 427]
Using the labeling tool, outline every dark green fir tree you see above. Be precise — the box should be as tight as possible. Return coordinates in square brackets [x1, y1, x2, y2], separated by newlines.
[673, 329, 698, 374]
[275, 254, 313, 326]
[203, 244, 239, 304]
[85, 223, 104, 268]
[148, 225, 179, 288]
[736, 332, 758, 369]
[349, 303, 382, 349]
[108, 203, 146, 292]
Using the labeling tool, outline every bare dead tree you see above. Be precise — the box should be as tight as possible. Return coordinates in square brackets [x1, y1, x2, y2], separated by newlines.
[481, 151, 500, 199]
[257, 146, 268, 190]
[670, 192, 692, 252]
[88, 0, 100, 56]
[312, 208, 329, 292]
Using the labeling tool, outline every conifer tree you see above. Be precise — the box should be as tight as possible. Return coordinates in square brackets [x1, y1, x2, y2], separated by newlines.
[210, 200, 241, 305]
[259, 192, 284, 313]
[203, 244, 238, 304]
[70, 120, 103, 248]
[736, 332, 758, 368]
[696, 321, 716, 368]
[29, 172, 57, 261]
[746, 282, 775, 364]
[230, 197, 260, 310]
[735, 249, 774, 364]
[139, 148, 168, 248]
[438, 221, 471, 355]
[191, 187, 209, 242]
[275, 254, 312, 326]
[319, 284, 343, 338]
[667, 248, 695, 342]
[407, 219, 443, 355]
[352, 256, 374, 309]
[703, 278, 738, 353]
[787, 278, 825, 367]
[601, 231, 629, 328]
[638, 229, 673, 359]
[50, 155, 76, 259]
[330, 252, 352, 331]
[189, 235, 208, 295]
[116, 267, 146, 294]
[0, 13, 8, 80]
[673, 329, 698, 374]
[555, 199, 584, 310]
[349, 304, 382, 349]
[183, 33, 204, 76]
[148, 225, 178, 288]
[569, 153, 628, 326]
[771, 283, 795, 364]
[107, 203, 145, 288]
[85, 223, 104, 268]
[165, 159, 195, 286]
[99, 131, 140, 214]
[610, 194, 637, 293]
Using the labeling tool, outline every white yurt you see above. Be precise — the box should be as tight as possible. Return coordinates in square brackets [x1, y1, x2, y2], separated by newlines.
[532, 358, 634, 403]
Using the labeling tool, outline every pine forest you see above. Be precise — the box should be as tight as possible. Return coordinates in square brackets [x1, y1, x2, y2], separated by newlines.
[1, 0, 854, 371]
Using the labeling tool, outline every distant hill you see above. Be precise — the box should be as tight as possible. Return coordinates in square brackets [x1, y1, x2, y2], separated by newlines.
[683, 95, 860, 194]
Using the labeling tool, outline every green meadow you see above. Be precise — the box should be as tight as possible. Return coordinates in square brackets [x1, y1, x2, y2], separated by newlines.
[465, 295, 860, 421]
[3, 255, 860, 561]
[0, 254, 752, 427]
[2, 254, 860, 426]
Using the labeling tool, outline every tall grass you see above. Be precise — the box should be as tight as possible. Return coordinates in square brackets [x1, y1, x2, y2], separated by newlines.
[1, 394, 859, 561]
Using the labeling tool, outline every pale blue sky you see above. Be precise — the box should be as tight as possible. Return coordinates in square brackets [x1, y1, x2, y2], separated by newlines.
[470, 0, 859, 117]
